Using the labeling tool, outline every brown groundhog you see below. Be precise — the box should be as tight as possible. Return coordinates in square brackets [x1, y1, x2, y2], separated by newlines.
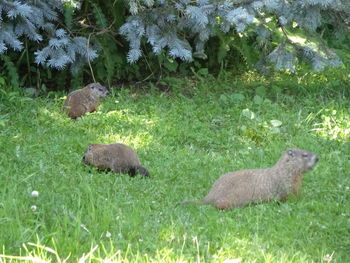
[63, 82, 108, 119]
[83, 143, 150, 177]
[182, 148, 318, 210]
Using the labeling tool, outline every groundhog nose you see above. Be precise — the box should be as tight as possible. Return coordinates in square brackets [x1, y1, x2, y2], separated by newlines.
[315, 156, 319, 163]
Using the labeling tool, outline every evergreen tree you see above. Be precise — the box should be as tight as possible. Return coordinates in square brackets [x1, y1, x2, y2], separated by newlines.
[0, 0, 97, 73]
[1, 0, 349, 78]
[120, 0, 350, 72]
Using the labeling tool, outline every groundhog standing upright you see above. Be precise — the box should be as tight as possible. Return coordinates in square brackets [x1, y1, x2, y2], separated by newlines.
[63, 82, 109, 119]
[184, 148, 318, 210]
[83, 143, 150, 177]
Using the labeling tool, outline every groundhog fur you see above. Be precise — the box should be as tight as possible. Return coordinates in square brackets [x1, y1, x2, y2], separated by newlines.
[83, 143, 150, 177]
[63, 82, 108, 119]
[182, 148, 318, 210]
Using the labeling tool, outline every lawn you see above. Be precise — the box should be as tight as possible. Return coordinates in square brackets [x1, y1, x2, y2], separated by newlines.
[0, 71, 349, 262]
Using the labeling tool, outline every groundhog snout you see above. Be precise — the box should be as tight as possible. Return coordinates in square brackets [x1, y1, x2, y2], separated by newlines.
[101, 89, 109, 97]
[82, 152, 92, 164]
[307, 154, 319, 170]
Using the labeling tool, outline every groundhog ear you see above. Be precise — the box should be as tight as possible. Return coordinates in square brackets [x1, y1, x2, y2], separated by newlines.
[287, 149, 294, 157]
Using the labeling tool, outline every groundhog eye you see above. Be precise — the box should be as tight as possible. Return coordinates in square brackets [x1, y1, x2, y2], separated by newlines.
[302, 153, 308, 158]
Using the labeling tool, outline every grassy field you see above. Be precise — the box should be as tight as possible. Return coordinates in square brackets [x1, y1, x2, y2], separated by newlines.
[0, 71, 349, 262]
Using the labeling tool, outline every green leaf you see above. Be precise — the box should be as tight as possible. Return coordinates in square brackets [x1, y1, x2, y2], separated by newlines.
[219, 94, 228, 103]
[0, 77, 5, 86]
[231, 93, 245, 101]
[255, 86, 267, 97]
[270, 119, 282, 127]
[242, 108, 255, 120]
[193, 51, 208, 59]
[253, 95, 263, 105]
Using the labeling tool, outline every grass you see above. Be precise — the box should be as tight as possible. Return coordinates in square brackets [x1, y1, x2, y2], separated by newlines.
[0, 70, 349, 262]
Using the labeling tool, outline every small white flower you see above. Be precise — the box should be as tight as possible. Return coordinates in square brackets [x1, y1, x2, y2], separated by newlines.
[31, 191, 39, 197]
[31, 205, 37, 212]
[106, 231, 112, 238]
[323, 252, 334, 262]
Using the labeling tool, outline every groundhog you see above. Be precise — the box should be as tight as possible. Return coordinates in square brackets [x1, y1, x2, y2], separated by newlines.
[63, 82, 108, 119]
[182, 148, 318, 210]
[83, 143, 150, 177]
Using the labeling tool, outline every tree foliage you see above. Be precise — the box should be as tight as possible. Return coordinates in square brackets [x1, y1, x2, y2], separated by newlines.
[0, 0, 97, 73]
[0, 0, 349, 89]
[120, 0, 350, 72]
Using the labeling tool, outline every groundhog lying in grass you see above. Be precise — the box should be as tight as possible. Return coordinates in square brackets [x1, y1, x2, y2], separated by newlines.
[63, 82, 108, 119]
[83, 143, 150, 177]
[182, 148, 318, 210]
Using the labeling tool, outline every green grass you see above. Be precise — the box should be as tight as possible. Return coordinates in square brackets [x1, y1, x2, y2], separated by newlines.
[0, 71, 349, 262]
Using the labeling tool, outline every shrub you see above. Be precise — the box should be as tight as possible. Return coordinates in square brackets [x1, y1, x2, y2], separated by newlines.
[1, 0, 350, 90]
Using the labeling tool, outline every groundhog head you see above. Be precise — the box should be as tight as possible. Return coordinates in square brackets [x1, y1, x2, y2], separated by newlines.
[87, 82, 109, 99]
[282, 148, 319, 172]
[82, 144, 105, 168]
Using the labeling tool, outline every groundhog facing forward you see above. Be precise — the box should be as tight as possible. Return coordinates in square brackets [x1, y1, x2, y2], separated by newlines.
[83, 143, 150, 177]
[182, 148, 318, 210]
[63, 82, 108, 119]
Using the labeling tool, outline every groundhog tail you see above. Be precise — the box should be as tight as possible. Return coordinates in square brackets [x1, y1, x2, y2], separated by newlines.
[129, 165, 150, 177]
